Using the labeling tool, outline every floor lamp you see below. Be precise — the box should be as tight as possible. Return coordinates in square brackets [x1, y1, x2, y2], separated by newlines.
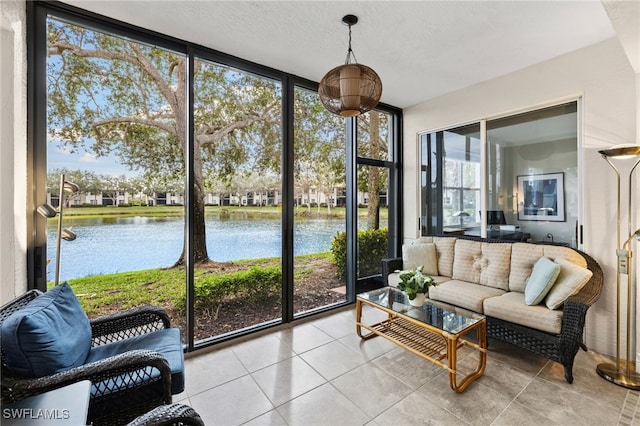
[37, 174, 79, 286]
[596, 145, 640, 390]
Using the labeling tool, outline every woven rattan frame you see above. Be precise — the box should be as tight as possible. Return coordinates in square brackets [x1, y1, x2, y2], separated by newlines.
[381, 237, 604, 384]
[127, 403, 204, 426]
[0, 290, 177, 425]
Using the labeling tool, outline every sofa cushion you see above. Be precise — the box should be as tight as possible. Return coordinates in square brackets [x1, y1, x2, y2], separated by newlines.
[484, 292, 563, 334]
[509, 243, 544, 292]
[428, 279, 505, 313]
[542, 246, 587, 268]
[1, 283, 92, 377]
[452, 239, 483, 284]
[402, 243, 438, 276]
[433, 237, 457, 277]
[545, 257, 593, 310]
[478, 243, 512, 291]
[525, 256, 561, 305]
[86, 328, 185, 394]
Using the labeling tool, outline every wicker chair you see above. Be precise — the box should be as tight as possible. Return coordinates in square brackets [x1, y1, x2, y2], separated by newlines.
[127, 403, 204, 426]
[0, 288, 184, 426]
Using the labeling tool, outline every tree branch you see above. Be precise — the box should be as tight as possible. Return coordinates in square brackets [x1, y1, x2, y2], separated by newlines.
[92, 116, 175, 136]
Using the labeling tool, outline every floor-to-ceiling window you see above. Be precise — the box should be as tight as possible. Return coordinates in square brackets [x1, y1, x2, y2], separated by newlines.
[421, 102, 579, 246]
[355, 110, 399, 283]
[29, 2, 402, 351]
[292, 86, 347, 315]
[43, 15, 189, 341]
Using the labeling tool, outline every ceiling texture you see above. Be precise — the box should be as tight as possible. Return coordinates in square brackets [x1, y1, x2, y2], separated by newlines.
[62, 1, 622, 110]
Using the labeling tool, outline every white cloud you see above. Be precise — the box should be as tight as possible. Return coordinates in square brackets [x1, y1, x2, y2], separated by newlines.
[79, 152, 97, 163]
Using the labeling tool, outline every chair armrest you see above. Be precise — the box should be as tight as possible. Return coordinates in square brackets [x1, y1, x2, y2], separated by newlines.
[381, 257, 403, 285]
[91, 306, 171, 345]
[2, 349, 172, 405]
[127, 403, 204, 426]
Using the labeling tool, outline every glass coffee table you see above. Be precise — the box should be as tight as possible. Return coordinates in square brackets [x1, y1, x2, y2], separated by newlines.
[356, 287, 486, 393]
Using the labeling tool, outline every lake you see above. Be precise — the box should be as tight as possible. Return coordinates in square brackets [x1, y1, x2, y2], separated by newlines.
[47, 214, 375, 281]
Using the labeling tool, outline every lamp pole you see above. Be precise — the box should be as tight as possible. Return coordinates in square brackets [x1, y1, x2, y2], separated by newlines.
[54, 174, 66, 286]
[597, 145, 640, 389]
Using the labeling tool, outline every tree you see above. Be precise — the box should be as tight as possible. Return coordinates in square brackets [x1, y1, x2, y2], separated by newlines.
[356, 111, 390, 230]
[47, 18, 280, 265]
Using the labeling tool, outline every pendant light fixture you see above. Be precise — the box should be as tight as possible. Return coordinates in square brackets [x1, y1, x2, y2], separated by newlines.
[318, 15, 382, 117]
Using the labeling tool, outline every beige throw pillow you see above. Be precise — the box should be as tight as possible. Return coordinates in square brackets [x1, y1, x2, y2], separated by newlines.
[544, 257, 593, 310]
[403, 243, 438, 276]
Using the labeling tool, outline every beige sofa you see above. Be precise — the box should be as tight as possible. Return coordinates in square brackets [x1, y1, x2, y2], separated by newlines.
[381, 236, 603, 384]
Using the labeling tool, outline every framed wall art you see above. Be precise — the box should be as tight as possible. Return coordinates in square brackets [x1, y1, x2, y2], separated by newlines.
[517, 172, 565, 222]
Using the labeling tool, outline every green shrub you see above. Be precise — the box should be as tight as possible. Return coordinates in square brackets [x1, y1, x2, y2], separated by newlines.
[330, 228, 388, 279]
[178, 265, 281, 314]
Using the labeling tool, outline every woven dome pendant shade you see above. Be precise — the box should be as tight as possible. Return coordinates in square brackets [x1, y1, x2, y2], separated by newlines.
[318, 15, 382, 117]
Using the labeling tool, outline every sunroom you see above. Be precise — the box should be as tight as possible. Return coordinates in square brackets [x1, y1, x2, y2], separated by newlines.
[1, 1, 639, 425]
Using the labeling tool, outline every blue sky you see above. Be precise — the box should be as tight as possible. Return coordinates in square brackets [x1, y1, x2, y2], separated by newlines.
[48, 140, 137, 177]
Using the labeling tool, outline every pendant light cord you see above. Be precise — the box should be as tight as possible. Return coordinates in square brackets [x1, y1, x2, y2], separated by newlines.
[344, 23, 358, 65]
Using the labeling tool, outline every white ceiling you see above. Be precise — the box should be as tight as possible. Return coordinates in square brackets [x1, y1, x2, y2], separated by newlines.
[62, 1, 618, 109]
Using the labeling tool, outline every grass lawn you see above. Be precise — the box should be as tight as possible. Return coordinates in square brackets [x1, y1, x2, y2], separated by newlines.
[62, 252, 334, 316]
[60, 204, 387, 220]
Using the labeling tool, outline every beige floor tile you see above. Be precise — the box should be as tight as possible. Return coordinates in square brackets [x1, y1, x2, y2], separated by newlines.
[242, 409, 288, 425]
[184, 347, 248, 396]
[457, 352, 536, 400]
[418, 373, 512, 426]
[251, 356, 326, 406]
[276, 383, 369, 426]
[189, 375, 274, 425]
[273, 322, 335, 354]
[309, 309, 359, 339]
[231, 333, 295, 372]
[338, 331, 397, 361]
[515, 377, 620, 426]
[538, 349, 628, 411]
[180, 306, 634, 426]
[372, 391, 468, 425]
[491, 401, 561, 426]
[331, 363, 413, 418]
[371, 346, 442, 390]
[300, 339, 368, 380]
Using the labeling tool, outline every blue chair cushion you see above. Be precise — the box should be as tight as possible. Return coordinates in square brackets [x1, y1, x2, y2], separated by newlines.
[85, 328, 184, 395]
[1, 283, 92, 377]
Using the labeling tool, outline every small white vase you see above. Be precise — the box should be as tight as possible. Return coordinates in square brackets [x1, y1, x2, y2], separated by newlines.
[409, 292, 426, 307]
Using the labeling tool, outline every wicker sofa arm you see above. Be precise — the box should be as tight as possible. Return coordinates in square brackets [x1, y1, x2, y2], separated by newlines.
[90, 306, 171, 345]
[381, 257, 403, 285]
[2, 349, 172, 405]
[127, 403, 204, 426]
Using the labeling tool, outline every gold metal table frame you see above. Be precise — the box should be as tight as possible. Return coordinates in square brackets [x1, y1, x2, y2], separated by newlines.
[356, 287, 487, 393]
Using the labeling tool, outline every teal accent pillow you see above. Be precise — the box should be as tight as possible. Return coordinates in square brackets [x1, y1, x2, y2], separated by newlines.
[524, 257, 561, 305]
[1, 283, 92, 377]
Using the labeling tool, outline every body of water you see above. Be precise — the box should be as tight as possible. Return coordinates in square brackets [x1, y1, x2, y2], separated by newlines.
[47, 215, 366, 281]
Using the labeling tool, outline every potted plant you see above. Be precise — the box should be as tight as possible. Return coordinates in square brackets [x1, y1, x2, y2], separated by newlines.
[395, 266, 437, 306]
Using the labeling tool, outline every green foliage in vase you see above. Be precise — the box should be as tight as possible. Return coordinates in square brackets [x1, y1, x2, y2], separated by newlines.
[396, 266, 437, 300]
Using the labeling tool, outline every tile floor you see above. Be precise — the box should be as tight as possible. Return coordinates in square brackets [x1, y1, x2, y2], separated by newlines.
[176, 305, 639, 425]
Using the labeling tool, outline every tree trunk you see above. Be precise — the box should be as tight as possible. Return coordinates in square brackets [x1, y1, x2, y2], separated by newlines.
[174, 139, 209, 266]
[367, 113, 381, 229]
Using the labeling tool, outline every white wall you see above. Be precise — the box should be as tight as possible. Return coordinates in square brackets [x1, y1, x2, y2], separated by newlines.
[403, 38, 637, 357]
[0, 0, 27, 305]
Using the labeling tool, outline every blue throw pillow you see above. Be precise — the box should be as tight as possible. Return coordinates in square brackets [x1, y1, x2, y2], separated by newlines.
[524, 257, 561, 305]
[1, 283, 92, 377]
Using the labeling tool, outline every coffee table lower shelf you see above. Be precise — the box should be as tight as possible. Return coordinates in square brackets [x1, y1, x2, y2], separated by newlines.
[356, 300, 486, 393]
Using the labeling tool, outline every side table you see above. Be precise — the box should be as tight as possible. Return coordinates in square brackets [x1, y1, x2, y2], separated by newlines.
[1, 380, 91, 425]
